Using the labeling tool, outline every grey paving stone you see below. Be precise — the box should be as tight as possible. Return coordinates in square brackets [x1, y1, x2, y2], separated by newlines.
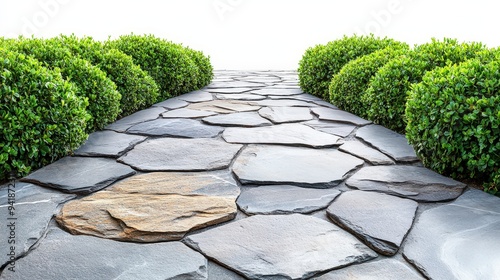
[207, 81, 266, 88]
[303, 120, 357, 137]
[187, 100, 262, 113]
[346, 165, 467, 202]
[237, 185, 341, 215]
[216, 93, 266, 100]
[208, 261, 246, 280]
[177, 90, 213, 103]
[267, 84, 301, 89]
[161, 108, 218, 118]
[327, 191, 418, 256]
[127, 119, 224, 138]
[152, 98, 189, 109]
[21, 157, 135, 194]
[356, 125, 418, 162]
[403, 189, 500, 280]
[202, 112, 272, 127]
[0, 182, 75, 268]
[339, 141, 395, 165]
[223, 124, 343, 148]
[251, 99, 316, 107]
[236, 77, 282, 83]
[0, 228, 207, 280]
[312, 107, 372, 126]
[207, 87, 254, 94]
[269, 94, 338, 108]
[233, 145, 364, 187]
[105, 107, 166, 132]
[118, 138, 243, 172]
[250, 88, 304, 96]
[258, 107, 313, 123]
[74, 131, 146, 158]
[184, 214, 377, 280]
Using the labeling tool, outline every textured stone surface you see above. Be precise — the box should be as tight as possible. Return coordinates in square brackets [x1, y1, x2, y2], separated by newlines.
[202, 112, 272, 127]
[177, 90, 213, 102]
[403, 189, 500, 280]
[258, 107, 313, 123]
[74, 131, 146, 157]
[252, 99, 316, 107]
[0, 228, 208, 280]
[105, 107, 166, 132]
[356, 125, 418, 162]
[161, 108, 218, 118]
[184, 214, 377, 280]
[315, 259, 424, 279]
[208, 261, 246, 280]
[22, 157, 135, 194]
[346, 166, 467, 202]
[118, 138, 242, 171]
[216, 93, 266, 100]
[339, 141, 395, 165]
[233, 145, 364, 187]
[152, 98, 189, 109]
[223, 124, 343, 148]
[187, 100, 261, 113]
[127, 118, 224, 138]
[327, 191, 418, 256]
[0, 182, 75, 267]
[303, 120, 356, 137]
[312, 107, 372, 126]
[57, 172, 239, 242]
[207, 81, 266, 88]
[237, 185, 341, 215]
[207, 87, 253, 93]
[250, 88, 303, 96]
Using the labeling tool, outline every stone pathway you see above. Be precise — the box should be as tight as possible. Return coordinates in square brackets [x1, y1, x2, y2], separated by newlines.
[1, 71, 499, 280]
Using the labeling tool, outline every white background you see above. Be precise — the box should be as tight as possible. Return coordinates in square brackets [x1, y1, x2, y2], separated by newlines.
[1, 0, 498, 70]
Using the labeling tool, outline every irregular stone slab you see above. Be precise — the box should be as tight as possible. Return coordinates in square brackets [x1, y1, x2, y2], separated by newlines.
[118, 138, 242, 171]
[258, 107, 313, 123]
[187, 100, 262, 113]
[312, 107, 372, 126]
[22, 157, 135, 194]
[356, 125, 418, 162]
[152, 98, 189, 109]
[327, 191, 418, 256]
[127, 119, 223, 138]
[267, 84, 301, 89]
[207, 81, 265, 88]
[207, 87, 253, 94]
[403, 189, 500, 280]
[74, 131, 146, 158]
[216, 93, 266, 101]
[303, 120, 356, 137]
[0, 182, 75, 268]
[0, 228, 207, 280]
[237, 185, 341, 215]
[184, 214, 377, 280]
[251, 99, 316, 107]
[233, 145, 364, 187]
[250, 88, 304, 96]
[223, 124, 343, 148]
[208, 261, 246, 280]
[161, 108, 218, 118]
[346, 165, 467, 202]
[105, 107, 166, 132]
[57, 171, 239, 242]
[202, 112, 272, 127]
[339, 141, 395, 165]
[315, 259, 424, 279]
[236, 77, 282, 83]
[177, 90, 213, 102]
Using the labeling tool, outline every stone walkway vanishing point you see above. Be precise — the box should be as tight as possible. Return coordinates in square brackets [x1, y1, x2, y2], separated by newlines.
[1, 71, 499, 280]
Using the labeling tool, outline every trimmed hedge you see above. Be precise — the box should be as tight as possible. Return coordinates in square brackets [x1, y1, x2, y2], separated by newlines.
[0, 48, 89, 181]
[184, 46, 214, 88]
[329, 43, 409, 118]
[364, 38, 486, 132]
[298, 35, 401, 99]
[406, 58, 500, 193]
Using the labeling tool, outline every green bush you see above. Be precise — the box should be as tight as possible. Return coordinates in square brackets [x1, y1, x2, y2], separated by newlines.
[298, 35, 401, 99]
[329, 43, 409, 118]
[365, 38, 486, 132]
[0, 48, 89, 181]
[406, 58, 500, 193]
[184, 46, 214, 88]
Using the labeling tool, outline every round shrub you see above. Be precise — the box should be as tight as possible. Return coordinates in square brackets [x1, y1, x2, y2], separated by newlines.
[0, 48, 89, 181]
[365, 38, 486, 132]
[329, 43, 409, 118]
[406, 58, 500, 192]
[183, 46, 214, 88]
[298, 35, 401, 99]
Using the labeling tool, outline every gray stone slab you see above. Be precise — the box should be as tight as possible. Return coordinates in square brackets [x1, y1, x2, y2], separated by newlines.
[21, 157, 135, 194]
[267, 84, 301, 89]
[403, 189, 500, 280]
[177, 90, 213, 103]
[237, 185, 341, 215]
[207, 81, 265, 88]
[0, 228, 207, 280]
[250, 88, 304, 96]
[207, 87, 254, 94]
[161, 108, 218, 118]
[258, 107, 313, 123]
[216, 93, 266, 100]
[184, 214, 377, 280]
[236, 76, 282, 83]
[233, 145, 364, 187]
[223, 124, 343, 148]
[356, 125, 418, 162]
[303, 120, 356, 137]
[0, 182, 75, 268]
[152, 98, 189, 109]
[208, 261, 246, 280]
[346, 165, 467, 202]
[314, 259, 424, 279]
[74, 131, 146, 158]
[187, 100, 262, 113]
[118, 138, 243, 172]
[339, 141, 395, 165]
[312, 107, 372, 126]
[327, 191, 418, 256]
[105, 107, 166, 132]
[127, 119, 224, 138]
[202, 112, 272, 127]
[251, 99, 316, 107]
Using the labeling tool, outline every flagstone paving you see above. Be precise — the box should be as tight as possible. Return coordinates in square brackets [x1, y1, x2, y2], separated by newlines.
[1, 71, 498, 279]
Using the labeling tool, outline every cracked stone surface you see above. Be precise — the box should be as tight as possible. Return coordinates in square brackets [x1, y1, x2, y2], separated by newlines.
[258, 106, 313, 123]
[207, 87, 254, 93]
[105, 107, 166, 132]
[184, 214, 377, 280]
[127, 118, 224, 138]
[202, 112, 272, 127]
[356, 125, 418, 162]
[251, 99, 316, 107]
[161, 108, 218, 118]
[176, 90, 213, 102]
[303, 120, 356, 137]
[216, 93, 266, 100]
[74, 131, 146, 157]
[339, 140, 395, 165]
[152, 98, 189, 109]
[250, 88, 304, 96]
[187, 100, 262, 113]
[314, 259, 424, 279]
[312, 107, 372, 126]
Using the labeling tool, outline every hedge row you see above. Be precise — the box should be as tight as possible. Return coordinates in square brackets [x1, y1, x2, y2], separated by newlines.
[0, 34, 213, 182]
